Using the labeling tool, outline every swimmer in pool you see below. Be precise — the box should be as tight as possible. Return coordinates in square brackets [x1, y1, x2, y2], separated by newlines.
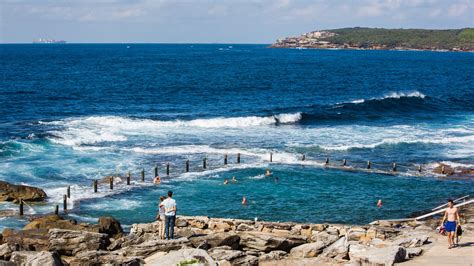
[232, 176, 237, 182]
[224, 179, 229, 185]
[153, 175, 161, 185]
[265, 169, 271, 176]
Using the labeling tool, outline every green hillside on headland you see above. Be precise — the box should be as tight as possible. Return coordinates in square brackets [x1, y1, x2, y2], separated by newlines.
[272, 27, 474, 51]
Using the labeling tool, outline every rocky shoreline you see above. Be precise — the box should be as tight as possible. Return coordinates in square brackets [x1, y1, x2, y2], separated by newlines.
[1, 202, 473, 265]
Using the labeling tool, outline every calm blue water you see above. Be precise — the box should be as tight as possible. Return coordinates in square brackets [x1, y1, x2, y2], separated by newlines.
[1, 44, 473, 229]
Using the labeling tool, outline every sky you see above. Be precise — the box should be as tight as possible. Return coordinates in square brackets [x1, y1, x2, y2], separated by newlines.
[1, 0, 473, 43]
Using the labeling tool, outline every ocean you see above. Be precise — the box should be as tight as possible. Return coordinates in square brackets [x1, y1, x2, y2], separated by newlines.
[1, 44, 473, 230]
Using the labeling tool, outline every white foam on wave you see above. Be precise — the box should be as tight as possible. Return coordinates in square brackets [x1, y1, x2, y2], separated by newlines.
[343, 91, 426, 105]
[40, 113, 302, 146]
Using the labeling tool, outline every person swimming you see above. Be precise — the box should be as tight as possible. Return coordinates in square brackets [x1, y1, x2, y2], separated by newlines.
[242, 196, 247, 205]
[224, 179, 229, 185]
[232, 176, 237, 182]
[377, 199, 383, 208]
[265, 169, 272, 176]
[153, 175, 161, 185]
[275, 176, 279, 182]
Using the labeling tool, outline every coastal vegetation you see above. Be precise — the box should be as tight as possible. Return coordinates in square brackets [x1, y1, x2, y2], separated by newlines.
[272, 27, 474, 51]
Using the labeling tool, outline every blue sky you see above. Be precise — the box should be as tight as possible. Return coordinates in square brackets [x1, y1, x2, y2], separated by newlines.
[1, 0, 473, 43]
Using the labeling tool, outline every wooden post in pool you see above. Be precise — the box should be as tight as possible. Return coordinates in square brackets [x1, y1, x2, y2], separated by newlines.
[224, 154, 228, 165]
[154, 165, 158, 177]
[325, 157, 329, 165]
[166, 163, 170, 176]
[67, 186, 71, 198]
[302, 154, 306, 161]
[141, 169, 145, 181]
[93, 180, 98, 193]
[392, 162, 397, 172]
[19, 199, 24, 216]
[237, 153, 241, 164]
[109, 177, 113, 190]
[63, 195, 67, 212]
[55, 205, 59, 215]
[343, 158, 347, 166]
[270, 153, 273, 162]
[186, 160, 190, 172]
[127, 171, 131, 185]
[367, 161, 371, 169]
[418, 165, 422, 173]
[203, 158, 207, 169]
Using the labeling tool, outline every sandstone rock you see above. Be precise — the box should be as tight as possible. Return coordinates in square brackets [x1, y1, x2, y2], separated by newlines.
[10, 251, 63, 266]
[393, 234, 429, 248]
[260, 222, 293, 231]
[258, 250, 287, 262]
[2, 228, 49, 251]
[48, 229, 110, 256]
[289, 241, 326, 258]
[320, 236, 348, 260]
[347, 227, 367, 241]
[236, 223, 255, 231]
[0, 260, 14, 266]
[187, 216, 210, 229]
[325, 226, 339, 235]
[0, 244, 13, 260]
[189, 232, 240, 250]
[405, 247, 422, 259]
[0, 181, 47, 202]
[107, 237, 124, 251]
[239, 232, 306, 252]
[433, 163, 454, 175]
[23, 215, 98, 233]
[311, 224, 327, 232]
[311, 231, 339, 246]
[68, 250, 143, 265]
[208, 219, 233, 232]
[208, 246, 246, 261]
[349, 244, 406, 266]
[120, 238, 190, 257]
[175, 218, 189, 227]
[148, 248, 216, 266]
[98, 216, 123, 238]
[231, 254, 258, 266]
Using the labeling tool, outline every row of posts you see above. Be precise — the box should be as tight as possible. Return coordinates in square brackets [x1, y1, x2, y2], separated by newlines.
[18, 153, 425, 216]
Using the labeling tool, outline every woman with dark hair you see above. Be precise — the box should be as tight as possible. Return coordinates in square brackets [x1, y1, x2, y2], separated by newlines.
[156, 196, 166, 239]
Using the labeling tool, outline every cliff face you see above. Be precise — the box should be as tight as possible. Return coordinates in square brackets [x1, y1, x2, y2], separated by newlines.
[271, 27, 474, 52]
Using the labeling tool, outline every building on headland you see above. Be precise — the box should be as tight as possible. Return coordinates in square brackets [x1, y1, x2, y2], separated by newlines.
[33, 38, 66, 44]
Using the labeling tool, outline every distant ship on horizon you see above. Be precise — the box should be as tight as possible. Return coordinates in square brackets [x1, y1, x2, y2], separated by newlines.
[33, 38, 66, 44]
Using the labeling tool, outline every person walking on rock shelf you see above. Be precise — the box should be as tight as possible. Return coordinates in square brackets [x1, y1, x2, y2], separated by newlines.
[440, 199, 461, 249]
[163, 190, 177, 240]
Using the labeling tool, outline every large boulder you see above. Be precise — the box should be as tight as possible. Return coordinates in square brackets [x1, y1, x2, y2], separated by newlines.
[189, 232, 240, 250]
[0, 244, 13, 261]
[9, 251, 63, 266]
[68, 250, 143, 265]
[146, 248, 216, 266]
[208, 246, 246, 262]
[289, 241, 326, 258]
[48, 229, 110, 256]
[239, 232, 306, 252]
[311, 231, 339, 246]
[349, 244, 406, 266]
[23, 215, 98, 232]
[0, 181, 47, 203]
[98, 217, 123, 238]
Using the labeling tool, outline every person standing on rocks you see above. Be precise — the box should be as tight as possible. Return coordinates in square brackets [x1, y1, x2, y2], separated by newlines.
[440, 199, 461, 249]
[163, 190, 177, 240]
[156, 196, 166, 239]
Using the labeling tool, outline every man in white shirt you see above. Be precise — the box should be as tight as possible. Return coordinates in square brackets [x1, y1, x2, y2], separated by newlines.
[162, 190, 177, 240]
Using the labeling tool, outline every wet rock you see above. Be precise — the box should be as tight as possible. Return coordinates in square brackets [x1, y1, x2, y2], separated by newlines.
[349, 244, 406, 266]
[0, 181, 47, 203]
[10, 251, 63, 266]
[98, 216, 123, 238]
[432, 163, 454, 175]
[68, 250, 143, 266]
[147, 248, 216, 266]
[320, 236, 349, 260]
[48, 229, 110, 256]
[239, 232, 306, 252]
[289, 241, 326, 258]
[189, 232, 240, 250]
